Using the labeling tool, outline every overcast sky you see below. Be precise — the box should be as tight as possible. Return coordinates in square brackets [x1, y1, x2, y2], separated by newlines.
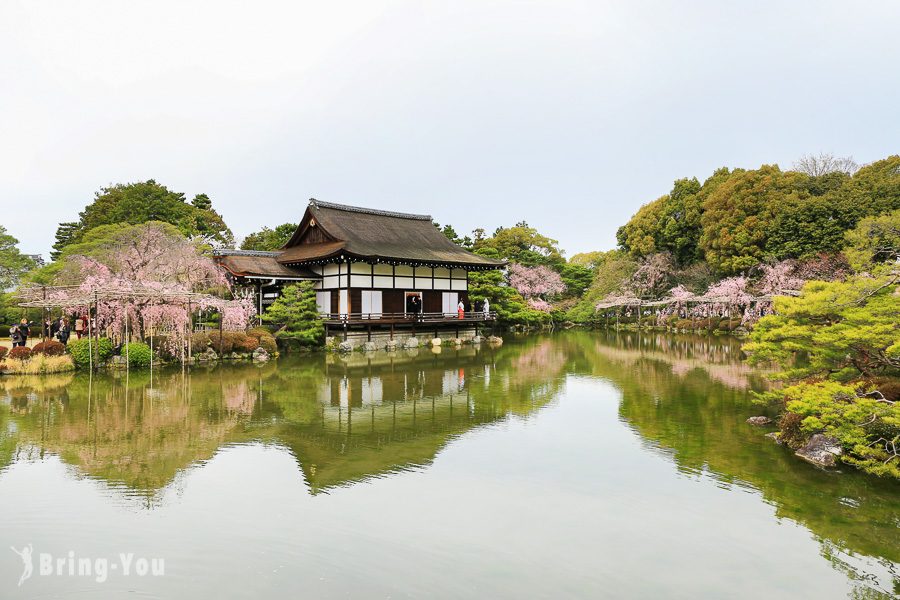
[2, 0, 899, 259]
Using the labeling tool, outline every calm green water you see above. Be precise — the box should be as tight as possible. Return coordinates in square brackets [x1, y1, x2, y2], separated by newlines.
[0, 331, 897, 599]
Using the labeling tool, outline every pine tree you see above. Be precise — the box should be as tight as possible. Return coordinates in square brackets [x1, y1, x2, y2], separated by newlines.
[262, 282, 324, 347]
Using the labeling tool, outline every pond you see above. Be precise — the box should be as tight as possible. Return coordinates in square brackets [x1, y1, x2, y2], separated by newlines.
[0, 331, 897, 598]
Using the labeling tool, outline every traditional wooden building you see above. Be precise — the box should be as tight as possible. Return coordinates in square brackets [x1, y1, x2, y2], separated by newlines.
[215, 200, 504, 337]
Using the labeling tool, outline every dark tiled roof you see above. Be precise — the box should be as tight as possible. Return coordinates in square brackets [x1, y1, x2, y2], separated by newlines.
[215, 253, 319, 280]
[276, 241, 347, 264]
[279, 200, 505, 267]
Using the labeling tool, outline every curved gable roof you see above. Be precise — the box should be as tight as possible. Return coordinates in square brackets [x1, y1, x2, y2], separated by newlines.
[279, 200, 505, 267]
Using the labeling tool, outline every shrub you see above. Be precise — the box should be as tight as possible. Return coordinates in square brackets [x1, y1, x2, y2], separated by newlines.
[67, 337, 114, 368]
[248, 328, 277, 354]
[199, 331, 235, 354]
[191, 331, 211, 351]
[33, 340, 66, 356]
[121, 342, 152, 367]
[777, 411, 805, 448]
[3, 354, 75, 374]
[9, 346, 32, 361]
[234, 333, 259, 353]
[0, 346, 7, 361]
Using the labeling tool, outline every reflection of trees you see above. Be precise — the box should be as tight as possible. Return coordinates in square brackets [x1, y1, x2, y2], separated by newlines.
[2, 368, 268, 501]
[1, 339, 566, 498]
[569, 330, 900, 595]
[255, 339, 568, 493]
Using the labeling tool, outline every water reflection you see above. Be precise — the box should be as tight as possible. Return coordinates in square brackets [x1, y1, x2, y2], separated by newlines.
[0, 332, 897, 598]
[1, 339, 566, 500]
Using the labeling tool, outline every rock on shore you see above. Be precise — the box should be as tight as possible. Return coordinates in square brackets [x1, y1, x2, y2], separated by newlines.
[795, 434, 842, 467]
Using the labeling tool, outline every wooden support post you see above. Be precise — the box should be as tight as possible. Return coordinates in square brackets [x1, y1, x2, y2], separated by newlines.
[187, 300, 193, 364]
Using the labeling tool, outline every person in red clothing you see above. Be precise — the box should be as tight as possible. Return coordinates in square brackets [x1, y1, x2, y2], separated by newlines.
[457, 300, 465, 320]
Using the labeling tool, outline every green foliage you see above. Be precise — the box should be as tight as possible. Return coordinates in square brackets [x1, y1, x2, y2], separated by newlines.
[240, 223, 298, 251]
[53, 180, 233, 255]
[566, 251, 638, 323]
[843, 209, 900, 272]
[834, 155, 900, 226]
[121, 342, 152, 367]
[247, 327, 278, 353]
[461, 248, 546, 327]
[765, 193, 851, 260]
[67, 337, 115, 368]
[262, 282, 325, 347]
[778, 381, 900, 479]
[559, 263, 594, 298]
[474, 222, 564, 269]
[616, 155, 900, 277]
[700, 165, 809, 274]
[51, 222, 79, 261]
[616, 177, 705, 265]
[0, 225, 37, 290]
[744, 275, 899, 381]
[433, 222, 473, 249]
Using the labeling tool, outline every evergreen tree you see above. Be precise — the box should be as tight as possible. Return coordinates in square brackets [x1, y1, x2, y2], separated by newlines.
[51, 222, 79, 260]
[262, 282, 324, 347]
[240, 223, 298, 251]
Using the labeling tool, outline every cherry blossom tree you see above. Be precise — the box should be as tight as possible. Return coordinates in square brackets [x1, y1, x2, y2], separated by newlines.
[508, 264, 565, 300]
[757, 260, 805, 295]
[625, 253, 674, 298]
[701, 276, 752, 319]
[25, 222, 254, 356]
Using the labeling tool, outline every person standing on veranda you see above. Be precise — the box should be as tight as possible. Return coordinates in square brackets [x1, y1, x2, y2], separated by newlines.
[457, 299, 465, 320]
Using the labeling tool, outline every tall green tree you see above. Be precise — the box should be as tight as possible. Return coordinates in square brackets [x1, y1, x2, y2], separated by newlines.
[240, 223, 298, 251]
[54, 180, 233, 254]
[262, 282, 324, 347]
[0, 225, 37, 290]
[699, 165, 809, 274]
[433, 222, 473, 249]
[474, 222, 564, 269]
[51, 222, 79, 260]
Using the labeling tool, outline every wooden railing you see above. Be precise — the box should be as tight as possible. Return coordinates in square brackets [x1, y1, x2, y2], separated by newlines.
[321, 311, 497, 324]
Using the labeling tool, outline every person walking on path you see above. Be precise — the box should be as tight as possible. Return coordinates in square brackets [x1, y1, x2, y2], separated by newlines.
[56, 318, 71, 346]
[14, 319, 31, 347]
[74, 315, 85, 339]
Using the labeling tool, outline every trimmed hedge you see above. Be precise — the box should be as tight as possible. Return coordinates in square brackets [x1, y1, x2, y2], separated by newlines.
[67, 337, 114, 368]
[247, 328, 277, 354]
[9, 346, 31, 361]
[33, 340, 67, 356]
[121, 342, 152, 367]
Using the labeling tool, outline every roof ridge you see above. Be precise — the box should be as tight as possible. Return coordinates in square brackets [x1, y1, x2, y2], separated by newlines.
[309, 198, 432, 221]
[214, 249, 282, 257]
